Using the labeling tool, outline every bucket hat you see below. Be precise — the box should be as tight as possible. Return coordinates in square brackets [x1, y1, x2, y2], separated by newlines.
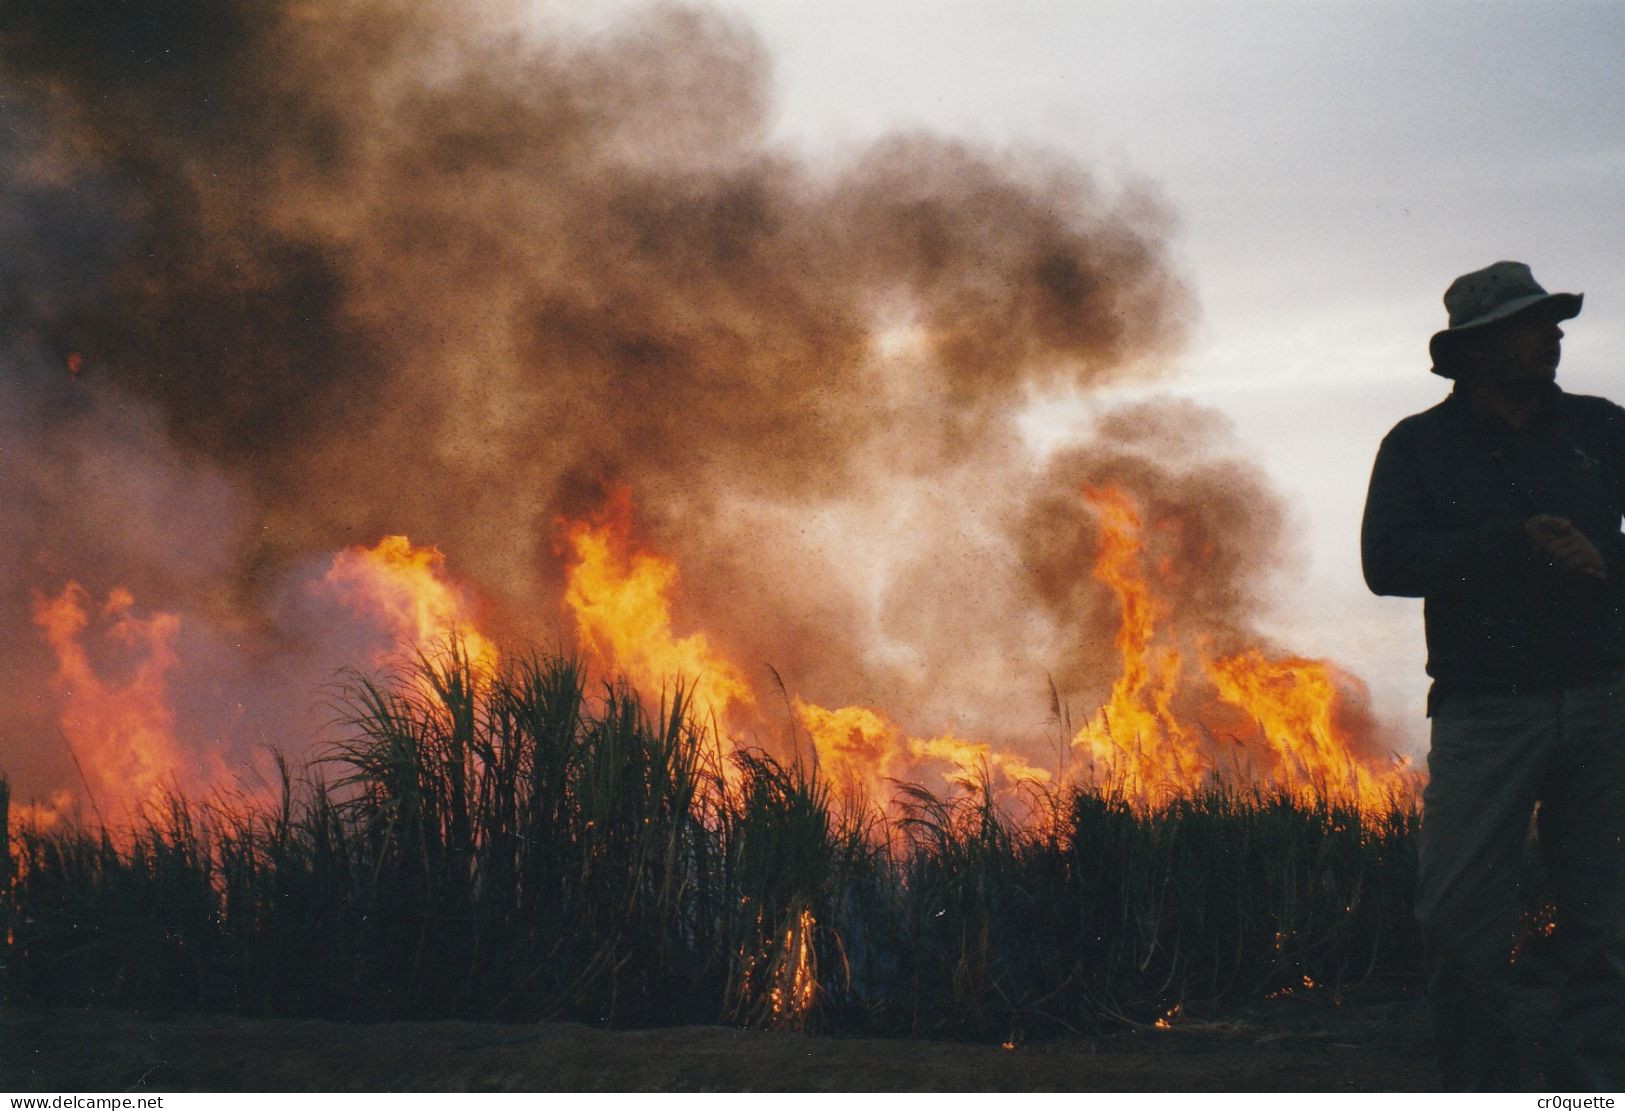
[1429, 261, 1582, 377]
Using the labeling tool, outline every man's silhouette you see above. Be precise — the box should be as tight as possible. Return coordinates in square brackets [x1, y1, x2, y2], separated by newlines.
[1362, 261, 1625, 1090]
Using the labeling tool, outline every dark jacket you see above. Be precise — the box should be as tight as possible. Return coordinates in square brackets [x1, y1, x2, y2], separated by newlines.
[1361, 385, 1625, 712]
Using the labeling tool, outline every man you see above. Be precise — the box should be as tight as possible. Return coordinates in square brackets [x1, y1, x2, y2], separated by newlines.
[1362, 261, 1625, 1091]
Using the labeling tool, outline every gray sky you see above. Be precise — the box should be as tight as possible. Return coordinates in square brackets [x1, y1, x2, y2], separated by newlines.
[655, 0, 1625, 748]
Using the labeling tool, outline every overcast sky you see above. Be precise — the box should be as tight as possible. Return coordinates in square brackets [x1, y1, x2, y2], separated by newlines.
[596, 0, 1622, 747]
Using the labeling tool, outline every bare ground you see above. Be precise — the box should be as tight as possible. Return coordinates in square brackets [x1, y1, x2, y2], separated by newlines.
[3, 984, 1510, 1092]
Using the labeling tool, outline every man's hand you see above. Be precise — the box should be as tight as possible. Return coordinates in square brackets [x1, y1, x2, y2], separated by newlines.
[1523, 514, 1608, 580]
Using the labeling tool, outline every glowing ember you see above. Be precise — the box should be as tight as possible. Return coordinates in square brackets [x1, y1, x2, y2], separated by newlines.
[31, 584, 210, 826]
[1071, 484, 1408, 809]
[325, 535, 499, 675]
[561, 490, 756, 730]
[766, 906, 819, 1028]
[732, 904, 821, 1030]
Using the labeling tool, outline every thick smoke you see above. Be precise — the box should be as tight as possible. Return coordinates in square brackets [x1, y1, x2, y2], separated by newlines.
[1019, 400, 1289, 689]
[1015, 399, 1385, 763]
[5, 0, 1327, 806]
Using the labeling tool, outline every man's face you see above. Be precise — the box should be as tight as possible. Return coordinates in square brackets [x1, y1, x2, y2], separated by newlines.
[1471, 310, 1565, 393]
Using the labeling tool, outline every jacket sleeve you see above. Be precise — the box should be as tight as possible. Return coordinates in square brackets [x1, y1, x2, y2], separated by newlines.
[1599, 401, 1625, 579]
[1360, 423, 1526, 598]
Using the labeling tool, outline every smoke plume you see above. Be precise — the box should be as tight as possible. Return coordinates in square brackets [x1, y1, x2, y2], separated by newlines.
[3, 0, 1359, 811]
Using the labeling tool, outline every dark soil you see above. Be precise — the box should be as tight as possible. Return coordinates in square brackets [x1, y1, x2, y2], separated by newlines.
[0, 985, 1496, 1091]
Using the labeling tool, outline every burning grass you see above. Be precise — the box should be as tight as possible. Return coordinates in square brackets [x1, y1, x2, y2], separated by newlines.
[1, 647, 1440, 1040]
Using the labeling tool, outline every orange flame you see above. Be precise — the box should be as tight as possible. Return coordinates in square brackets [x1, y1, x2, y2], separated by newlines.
[325, 535, 499, 675]
[1071, 485, 1199, 795]
[793, 702, 902, 806]
[1071, 485, 1408, 809]
[31, 584, 212, 826]
[1203, 649, 1392, 806]
[561, 490, 756, 731]
[795, 700, 1049, 816]
[734, 905, 819, 1030]
[767, 906, 818, 1028]
[8, 791, 74, 836]
[558, 495, 1053, 809]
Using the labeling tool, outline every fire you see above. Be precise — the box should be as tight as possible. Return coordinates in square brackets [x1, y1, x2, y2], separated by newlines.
[1072, 485, 1200, 794]
[31, 584, 209, 826]
[8, 791, 74, 836]
[1203, 649, 1389, 806]
[291, 488, 1401, 826]
[795, 701, 1049, 815]
[561, 490, 756, 731]
[1071, 485, 1407, 809]
[10, 478, 1409, 881]
[732, 904, 820, 1030]
[767, 906, 818, 1028]
[324, 535, 499, 675]
[793, 703, 901, 805]
[560, 493, 1052, 810]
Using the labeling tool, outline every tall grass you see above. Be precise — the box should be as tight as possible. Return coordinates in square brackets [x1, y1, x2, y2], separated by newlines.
[2, 647, 1435, 1036]
[1, 774, 10, 982]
